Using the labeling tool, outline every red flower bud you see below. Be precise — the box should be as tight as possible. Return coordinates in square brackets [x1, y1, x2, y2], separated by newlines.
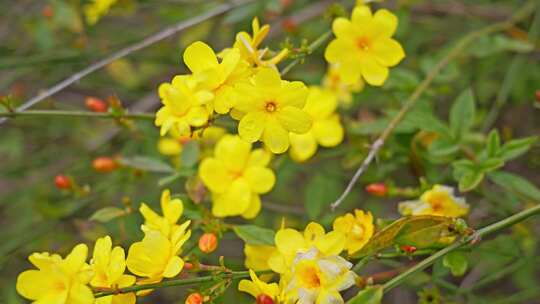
[400, 245, 417, 253]
[54, 175, 71, 189]
[85, 97, 108, 113]
[185, 293, 204, 304]
[365, 183, 387, 197]
[198, 233, 218, 253]
[42, 5, 54, 19]
[535, 90, 540, 103]
[92, 157, 118, 173]
[281, 18, 297, 33]
[256, 294, 274, 304]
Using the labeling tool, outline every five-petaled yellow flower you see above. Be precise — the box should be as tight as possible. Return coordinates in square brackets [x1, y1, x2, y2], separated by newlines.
[233, 68, 311, 153]
[325, 5, 405, 86]
[398, 185, 469, 218]
[289, 87, 344, 162]
[17, 244, 94, 304]
[199, 135, 275, 218]
[333, 209, 374, 255]
[91, 236, 136, 304]
[139, 189, 185, 239]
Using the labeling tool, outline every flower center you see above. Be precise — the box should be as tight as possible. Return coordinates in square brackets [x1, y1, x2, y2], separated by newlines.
[351, 223, 364, 237]
[265, 101, 277, 112]
[298, 264, 321, 289]
[356, 36, 371, 51]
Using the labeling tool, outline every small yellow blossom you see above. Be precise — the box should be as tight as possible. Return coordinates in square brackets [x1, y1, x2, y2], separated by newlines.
[238, 270, 280, 301]
[322, 64, 364, 107]
[16, 244, 94, 304]
[268, 222, 345, 274]
[91, 236, 136, 304]
[333, 209, 374, 255]
[199, 135, 275, 218]
[286, 248, 356, 304]
[139, 189, 186, 239]
[233, 68, 311, 154]
[289, 87, 344, 162]
[84, 0, 117, 25]
[184, 41, 252, 114]
[325, 5, 405, 86]
[155, 75, 213, 137]
[398, 185, 469, 217]
[244, 244, 278, 271]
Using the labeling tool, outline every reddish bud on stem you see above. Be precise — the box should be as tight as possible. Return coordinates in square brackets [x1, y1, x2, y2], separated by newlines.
[198, 233, 218, 253]
[256, 294, 274, 304]
[535, 90, 540, 103]
[365, 183, 388, 197]
[54, 175, 71, 189]
[185, 293, 204, 304]
[92, 157, 118, 173]
[42, 5, 54, 18]
[400, 245, 417, 253]
[85, 97, 108, 113]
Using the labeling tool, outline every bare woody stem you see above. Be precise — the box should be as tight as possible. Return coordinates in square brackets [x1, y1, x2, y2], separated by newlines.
[382, 203, 540, 292]
[0, 110, 155, 120]
[280, 29, 333, 76]
[330, 0, 538, 210]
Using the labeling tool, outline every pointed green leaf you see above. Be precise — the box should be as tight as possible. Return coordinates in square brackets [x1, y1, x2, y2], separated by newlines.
[347, 286, 383, 304]
[233, 225, 275, 246]
[450, 89, 476, 140]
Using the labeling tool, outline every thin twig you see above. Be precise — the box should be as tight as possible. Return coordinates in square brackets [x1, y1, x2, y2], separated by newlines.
[330, 1, 538, 210]
[0, 109, 155, 120]
[0, 0, 252, 125]
[280, 30, 333, 76]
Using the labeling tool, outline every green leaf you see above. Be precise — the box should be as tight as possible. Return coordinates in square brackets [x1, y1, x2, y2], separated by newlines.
[452, 159, 475, 179]
[428, 138, 459, 156]
[158, 168, 196, 186]
[449, 89, 476, 140]
[90, 207, 127, 223]
[304, 174, 341, 220]
[478, 158, 505, 173]
[118, 156, 174, 173]
[499, 136, 537, 161]
[459, 170, 484, 192]
[233, 225, 275, 246]
[347, 286, 383, 304]
[489, 171, 540, 203]
[181, 141, 200, 168]
[443, 251, 468, 276]
[486, 130, 501, 157]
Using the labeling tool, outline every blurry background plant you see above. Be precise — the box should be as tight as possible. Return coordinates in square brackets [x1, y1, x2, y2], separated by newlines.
[0, 0, 539, 303]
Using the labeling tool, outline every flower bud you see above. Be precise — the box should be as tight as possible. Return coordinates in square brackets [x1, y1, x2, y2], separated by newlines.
[535, 90, 540, 103]
[85, 97, 108, 113]
[92, 157, 118, 173]
[365, 183, 387, 197]
[42, 5, 54, 19]
[185, 292, 203, 304]
[198, 232, 218, 253]
[54, 175, 71, 189]
[400, 245, 417, 253]
[256, 294, 274, 304]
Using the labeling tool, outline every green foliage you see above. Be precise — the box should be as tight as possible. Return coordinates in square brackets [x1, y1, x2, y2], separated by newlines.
[442, 251, 468, 277]
[232, 225, 275, 246]
[347, 286, 383, 304]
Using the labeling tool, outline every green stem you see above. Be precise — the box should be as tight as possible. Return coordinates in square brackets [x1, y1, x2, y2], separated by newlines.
[280, 30, 333, 76]
[382, 204, 540, 292]
[0, 110, 155, 120]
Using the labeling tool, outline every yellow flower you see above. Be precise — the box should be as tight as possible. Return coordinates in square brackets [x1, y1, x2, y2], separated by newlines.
[286, 248, 356, 304]
[268, 222, 345, 274]
[333, 209, 374, 255]
[16, 244, 94, 304]
[91, 236, 136, 304]
[398, 185, 469, 217]
[84, 0, 117, 25]
[233, 18, 289, 67]
[325, 5, 405, 86]
[322, 64, 364, 107]
[183, 41, 252, 114]
[199, 135, 275, 218]
[289, 87, 344, 162]
[139, 189, 186, 239]
[126, 224, 191, 283]
[244, 244, 277, 271]
[155, 75, 213, 137]
[238, 270, 280, 301]
[233, 68, 311, 154]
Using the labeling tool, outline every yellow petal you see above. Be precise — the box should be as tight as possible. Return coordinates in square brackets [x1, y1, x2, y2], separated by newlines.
[324, 39, 350, 64]
[215, 135, 251, 171]
[372, 9, 398, 37]
[262, 118, 290, 154]
[239, 111, 266, 143]
[247, 148, 272, 167]
[211, 178, 251, 217]
[244, 167, 275, 194]
[304, 222, 326, 242]
[62, 244, 88, 275]
[199, 158, 231, 193]
[267, 253, 287, 273]
[372, 37, 405, 67]
[275, 228, 304, 255]
[158, 138, 182, 156]
[161, 189, 183, 224]
[278, 81, 308, 108]
[185, 106, 209, 127]
[253, 67, 281, 88]
[332, 18, 354, 39]
[16, 270, 65, 300]
[238, 279, 259, 298]
[163, 256, 184, 278]
[276, 106, 312, 134]
[315, 231, 345, 255]
[360, 55, 389, 86]
[93, 236, 112, 269]
[107, 246, 126, 283]
[111, 293, 136, 304]
[312, 117, 344, 147]
[242, 194, 262, 219]
[289, 132, 317, 162]
[183, 41, 218, 73]
[67, 283, 94, 304]
[351, 5, 372, 27]
[305, 87, 338, 119]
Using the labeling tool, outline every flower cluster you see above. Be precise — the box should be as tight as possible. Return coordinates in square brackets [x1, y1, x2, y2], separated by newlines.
[398, 185, 470, 218]
[16, 189, 191, 304]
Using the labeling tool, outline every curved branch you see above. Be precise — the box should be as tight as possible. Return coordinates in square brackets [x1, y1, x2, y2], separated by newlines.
[0, 110, 155, 120]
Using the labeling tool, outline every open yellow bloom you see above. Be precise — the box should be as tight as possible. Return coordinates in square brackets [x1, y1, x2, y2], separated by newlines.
[155, 75, 213, 137]
[268, 222, 345, 275]
[233, 68, 311, 153]
[199, 135, 275, 218]
[84, 0, 117, 25]
[16, 244, 94, 304]
[325, 5, 405, 86]
[91, 236, 136, 304]
[322, 64, 364, 107]
[126, 223, 191, 284]
[398, 185, 469, 217]
[238, 269, 280, 302]
[289, 87, 344, 162]
[244, 244, 277, 271]
[286, 248, 356, 304]
[139, 189, 185, 238]
[184, 41, 252, 114]
[333, 209, 374, 255]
